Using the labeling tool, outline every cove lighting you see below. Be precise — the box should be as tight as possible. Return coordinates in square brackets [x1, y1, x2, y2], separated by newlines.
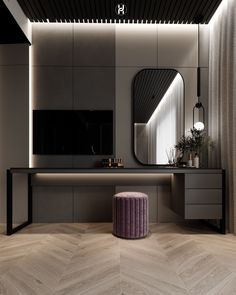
[29, 45, 32, 167]
[34, 173, 172, 185]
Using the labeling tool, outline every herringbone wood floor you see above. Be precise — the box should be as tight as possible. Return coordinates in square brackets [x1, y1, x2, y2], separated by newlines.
[0, 223, 236, 295]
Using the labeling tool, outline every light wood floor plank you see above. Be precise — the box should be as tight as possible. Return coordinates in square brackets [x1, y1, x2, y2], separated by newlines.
[0, 223, 236, 295]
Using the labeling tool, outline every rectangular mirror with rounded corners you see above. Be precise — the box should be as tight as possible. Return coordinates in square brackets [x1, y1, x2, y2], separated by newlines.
[133, 69, 185, 165]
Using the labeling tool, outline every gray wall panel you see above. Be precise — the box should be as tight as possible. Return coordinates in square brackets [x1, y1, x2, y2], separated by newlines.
[0, 44, 29, 65]
[33, 66, 73, 110]
[116, 24, 158, 67]
[74, 23, 115, 67]
[74, 186, 115, 222]
[29, 23, 209, 223]
[176, 67, 197, 131]
[115, 67, 142, 168]
[31, 24, 116, 222]
[73, 67, 115, 110]
[13, 174, 28, 225]
[158, 185, 184, 223]
[33, 186, 73, 223]
[0, 45, 29, 223]
[32, 23, 73, 66]
[158, 25, 198, 68]
[199, 25, 209, 68]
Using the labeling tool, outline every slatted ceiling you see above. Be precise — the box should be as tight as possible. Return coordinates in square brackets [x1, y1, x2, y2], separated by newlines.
[75, 1, 83, 21]
[143, 0, 148, 20]
[61, 1, 69, 20]
[162, 0, 171, 22]
[99, 0, 104, 20]
[148, 1, 156, 22]
[16, 0, 222, 24]
[33, 0, 44, 21]
[175, 0, 186, 23]
[204, 0, 220, 22]
[72, 1, 78, 20]
[106, 0, 111, 21]
[23, 0, 36, 21]
[38, 2, 47, 21]
[134, 70, 178, 123]
[42, 1, 50, 21]
[145, 0, 151, 22]
[183, 2, 195, 23]
[167, 0, 176, 20]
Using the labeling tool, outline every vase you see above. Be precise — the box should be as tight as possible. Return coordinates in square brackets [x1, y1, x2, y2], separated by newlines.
[193, 154, 199, 168]
[187, 153, 193, 167]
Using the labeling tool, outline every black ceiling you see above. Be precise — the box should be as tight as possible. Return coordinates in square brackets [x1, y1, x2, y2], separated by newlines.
[17, 0, 222, 24]
[134, 69, 178, 124]
[0, 0, 29, 44]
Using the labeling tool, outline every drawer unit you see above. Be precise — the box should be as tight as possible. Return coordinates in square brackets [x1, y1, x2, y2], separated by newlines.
[185, 189, 222, 204]
[183, 173, 223, 220]
[185, 174, 222, 189]
[185, 205, 222, 219]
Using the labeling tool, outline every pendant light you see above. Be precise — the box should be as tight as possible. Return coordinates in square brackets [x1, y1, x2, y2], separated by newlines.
[193, 24, 205, 131]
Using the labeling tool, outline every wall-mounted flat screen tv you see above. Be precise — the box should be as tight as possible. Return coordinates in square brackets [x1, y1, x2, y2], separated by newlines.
[33, 110, 113, 155]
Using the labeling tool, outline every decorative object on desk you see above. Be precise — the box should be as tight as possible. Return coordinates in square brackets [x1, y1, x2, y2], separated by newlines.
[165, 147, 175, 165]
[175, 127, 214, 168]
[101, 158, 124, 168]
[187, 153, 193, 167]
[193, 153, 199, 168]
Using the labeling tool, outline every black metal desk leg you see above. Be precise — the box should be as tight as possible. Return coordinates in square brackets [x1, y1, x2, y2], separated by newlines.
[6, 171, 32, 235]
[6, 169, 13, 235]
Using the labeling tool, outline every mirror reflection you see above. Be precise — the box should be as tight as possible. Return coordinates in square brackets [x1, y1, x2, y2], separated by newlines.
[133, 69, 184, 165]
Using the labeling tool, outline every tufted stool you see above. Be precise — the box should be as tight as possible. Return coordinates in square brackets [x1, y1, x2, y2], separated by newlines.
[113, 192, 149, 239]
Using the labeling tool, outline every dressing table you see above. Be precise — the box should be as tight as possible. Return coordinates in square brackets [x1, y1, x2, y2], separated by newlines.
[6, 167, 225, 235]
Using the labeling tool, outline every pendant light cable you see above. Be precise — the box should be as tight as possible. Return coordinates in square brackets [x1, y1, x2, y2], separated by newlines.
[193, 22, 205, 130]
[197, 23, 201, 99]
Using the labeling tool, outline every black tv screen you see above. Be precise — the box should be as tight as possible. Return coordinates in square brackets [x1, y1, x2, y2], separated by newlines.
[33, 110, 113, 155]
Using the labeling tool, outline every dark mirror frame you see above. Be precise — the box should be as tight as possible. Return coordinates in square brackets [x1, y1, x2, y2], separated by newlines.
[132, 68, 185, 166]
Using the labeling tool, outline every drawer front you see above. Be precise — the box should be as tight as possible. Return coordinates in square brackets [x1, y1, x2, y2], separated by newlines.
[185, 205, 222, 219]
[185, 189, 222, 204]
[185, 174, 222, 189]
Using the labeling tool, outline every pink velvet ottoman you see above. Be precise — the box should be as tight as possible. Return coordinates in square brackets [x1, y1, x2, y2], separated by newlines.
[113, 192, 149, 239]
